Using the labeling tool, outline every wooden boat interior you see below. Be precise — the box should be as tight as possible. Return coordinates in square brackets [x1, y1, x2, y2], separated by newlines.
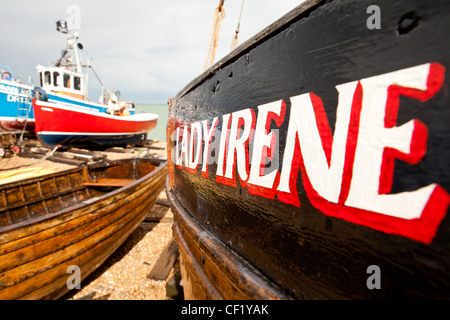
[0, 158, 163, 230]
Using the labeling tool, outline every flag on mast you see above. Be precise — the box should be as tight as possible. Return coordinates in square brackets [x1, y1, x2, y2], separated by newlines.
[56, 20, 69, 34]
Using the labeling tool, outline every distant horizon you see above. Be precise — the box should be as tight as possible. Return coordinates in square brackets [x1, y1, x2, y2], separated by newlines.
[135, 103, 168, 142]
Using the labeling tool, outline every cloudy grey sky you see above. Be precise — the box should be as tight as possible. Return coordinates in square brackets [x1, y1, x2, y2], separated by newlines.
[1, 0, 304, 103]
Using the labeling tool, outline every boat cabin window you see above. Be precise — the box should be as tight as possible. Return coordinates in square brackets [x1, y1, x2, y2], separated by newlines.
[39, 73, 43, 87]
[74, 76, 81, 90]
[53, 72, 60, 87]
[44, 71, 51, 85]
[63, 74, 71, 88]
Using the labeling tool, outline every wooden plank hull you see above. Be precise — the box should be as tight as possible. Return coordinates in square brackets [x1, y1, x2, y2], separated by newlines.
[167, 0, 450, 299]
[0, 158, 167, 299]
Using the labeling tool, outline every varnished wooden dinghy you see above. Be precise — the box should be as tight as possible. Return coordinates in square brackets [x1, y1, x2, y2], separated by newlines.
[167, 0, 450, 299]
[0, 157, 167, 299]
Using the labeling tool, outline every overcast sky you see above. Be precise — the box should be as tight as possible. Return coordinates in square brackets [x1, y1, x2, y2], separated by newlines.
[1, 0, 304, 104]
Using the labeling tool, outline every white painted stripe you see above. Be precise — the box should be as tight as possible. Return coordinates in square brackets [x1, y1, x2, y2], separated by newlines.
[50, 92, 101, 106]
[0, 116, 35, 122]
[47, 98, 102, 112]
[0, 90, 30, 97]
[0, 79, 33, 90]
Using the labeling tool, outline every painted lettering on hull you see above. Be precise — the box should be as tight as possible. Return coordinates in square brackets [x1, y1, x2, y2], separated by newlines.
[171, 63, 449, 244]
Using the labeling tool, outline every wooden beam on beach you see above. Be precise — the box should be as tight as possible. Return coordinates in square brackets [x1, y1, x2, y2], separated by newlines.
[156, 199, 171, 207]
[105, 147, 135, 153]
[147, 238, 179, 281]
[47, 156, 87, 166]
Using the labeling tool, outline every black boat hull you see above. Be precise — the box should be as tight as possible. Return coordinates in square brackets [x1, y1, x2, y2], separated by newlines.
[167, 0, 450, 299]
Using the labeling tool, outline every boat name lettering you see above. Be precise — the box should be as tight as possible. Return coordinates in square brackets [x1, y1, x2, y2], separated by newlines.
[0, 84, 20, 94]
[170, 62, 449, 244]
[7, 94, 29, 104]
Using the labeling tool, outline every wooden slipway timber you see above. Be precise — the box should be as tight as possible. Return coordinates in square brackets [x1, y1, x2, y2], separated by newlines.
[0, 157, 167, 299]
[167, 0, 450, 299]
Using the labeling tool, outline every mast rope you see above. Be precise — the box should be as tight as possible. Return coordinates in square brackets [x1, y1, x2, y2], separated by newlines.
[204, 0, 226, 71]
[230, 0, 245, 51]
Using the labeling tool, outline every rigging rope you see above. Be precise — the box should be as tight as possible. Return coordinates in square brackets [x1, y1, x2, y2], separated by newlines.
[230, 0, 245, 52]
[204, 0, 226, 71]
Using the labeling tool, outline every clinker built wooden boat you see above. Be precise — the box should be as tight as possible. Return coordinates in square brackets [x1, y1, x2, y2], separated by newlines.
[167, 0, 450, 299]
[0, 157, 167, 299]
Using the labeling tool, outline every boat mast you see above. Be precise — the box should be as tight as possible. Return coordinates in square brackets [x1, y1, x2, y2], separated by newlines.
[67, 31, 93, 100]
[85, 58, 91, 99]
[70, 32, 82, 73]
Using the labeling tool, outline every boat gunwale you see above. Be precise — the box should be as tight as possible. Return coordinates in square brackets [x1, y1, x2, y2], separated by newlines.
[0, 158, 168, 236]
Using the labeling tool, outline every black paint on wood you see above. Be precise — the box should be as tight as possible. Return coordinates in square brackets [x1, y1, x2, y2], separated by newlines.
[169, 0, 450, 299]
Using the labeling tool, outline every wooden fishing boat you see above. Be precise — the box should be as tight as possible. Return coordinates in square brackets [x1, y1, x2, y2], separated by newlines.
[0, 157, 167, 300]
[167, 0, 450, 299]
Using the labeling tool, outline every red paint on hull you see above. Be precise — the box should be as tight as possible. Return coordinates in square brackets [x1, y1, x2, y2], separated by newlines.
[33, 100, 158, 135]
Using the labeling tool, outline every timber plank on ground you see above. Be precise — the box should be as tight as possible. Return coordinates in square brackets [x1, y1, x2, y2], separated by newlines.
[147, 238, 179, 281]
